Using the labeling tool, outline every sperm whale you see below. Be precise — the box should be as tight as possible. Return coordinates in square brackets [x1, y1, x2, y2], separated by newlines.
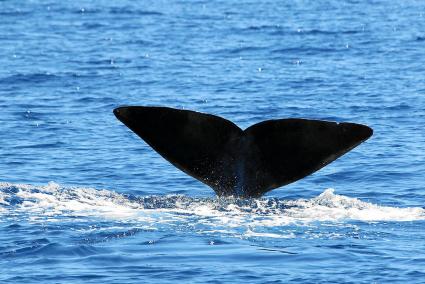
[114, 106, 372, 197]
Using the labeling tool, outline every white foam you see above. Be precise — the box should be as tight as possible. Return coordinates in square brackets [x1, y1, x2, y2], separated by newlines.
[0, 182, 424, 228]
[245, 228, 295, 239]
[284, 188, 424, 222]
[2, 182, 144, 220]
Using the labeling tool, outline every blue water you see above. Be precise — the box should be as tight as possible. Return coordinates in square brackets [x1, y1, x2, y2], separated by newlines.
[1, 0, 425, 283]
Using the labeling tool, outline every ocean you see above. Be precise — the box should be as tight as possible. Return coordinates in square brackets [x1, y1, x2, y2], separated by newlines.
[1, 0, 425, 283]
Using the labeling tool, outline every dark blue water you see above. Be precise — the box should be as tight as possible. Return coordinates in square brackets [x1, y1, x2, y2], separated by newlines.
[1, 1, 425, 283]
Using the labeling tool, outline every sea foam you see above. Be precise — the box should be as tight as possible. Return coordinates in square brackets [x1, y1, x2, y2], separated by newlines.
[1, 182, 423, 225]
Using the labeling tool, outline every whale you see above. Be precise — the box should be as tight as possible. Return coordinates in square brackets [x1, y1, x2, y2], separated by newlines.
[114, 106, 373, 198]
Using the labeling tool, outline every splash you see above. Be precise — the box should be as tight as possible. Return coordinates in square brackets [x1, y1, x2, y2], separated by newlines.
[0, 182, 423, 225]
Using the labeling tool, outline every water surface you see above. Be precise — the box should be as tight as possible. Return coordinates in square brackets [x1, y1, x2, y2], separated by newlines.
[1, 0, 425, 283]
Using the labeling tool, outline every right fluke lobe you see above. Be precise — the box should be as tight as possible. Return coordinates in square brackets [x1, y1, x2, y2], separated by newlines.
[114, 106, 373, 198]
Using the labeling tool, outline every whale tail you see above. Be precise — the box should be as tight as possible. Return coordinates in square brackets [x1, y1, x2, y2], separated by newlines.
[114, 106, 373, 197]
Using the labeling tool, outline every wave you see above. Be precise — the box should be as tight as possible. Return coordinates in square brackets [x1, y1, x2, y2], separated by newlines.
[235, 25, 360, 36]
[272, 46, 343, 55]
[1, 182, 423, 225]
[0, 73, 59, 85]
[109, 7, 163, 16]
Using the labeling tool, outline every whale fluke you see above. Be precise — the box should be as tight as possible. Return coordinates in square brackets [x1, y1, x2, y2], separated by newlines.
[114, 106, 373, 197]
